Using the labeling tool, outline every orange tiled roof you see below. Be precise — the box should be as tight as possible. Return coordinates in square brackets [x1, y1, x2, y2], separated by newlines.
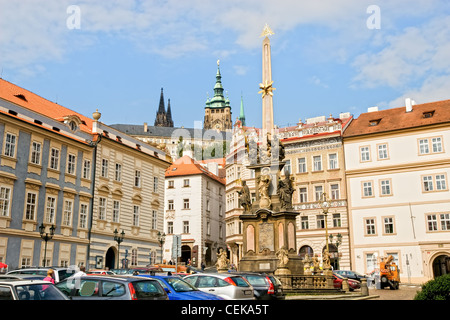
[0, 78, 94, 133]
[343, 99, 450, 138]
[165, 155, 225, 185]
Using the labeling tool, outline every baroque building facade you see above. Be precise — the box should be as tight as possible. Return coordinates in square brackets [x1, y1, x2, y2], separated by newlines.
[343, 99, 450, 283]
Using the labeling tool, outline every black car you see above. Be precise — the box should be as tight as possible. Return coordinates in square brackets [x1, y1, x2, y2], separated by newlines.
[56, 275, 168, 300]
[228, 272, 285, 300]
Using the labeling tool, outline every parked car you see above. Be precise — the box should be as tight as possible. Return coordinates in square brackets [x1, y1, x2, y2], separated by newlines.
[0, 274, 46, 281]
[0, 278, 69, 300]
[138, 275, 224, 300]
[183, 273, 255, 300]
[56, 275, 168, 300]
[228, 272, 285, 300]
[334, 270, 369, 282]
[6, 267, 71, 283]
[87, 269, 116, 275]
[110, 267, 164, 276]
[332, 272, 361, 291]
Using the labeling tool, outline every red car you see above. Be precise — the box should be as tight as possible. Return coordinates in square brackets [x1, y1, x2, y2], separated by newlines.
[333, 272, 360, 291]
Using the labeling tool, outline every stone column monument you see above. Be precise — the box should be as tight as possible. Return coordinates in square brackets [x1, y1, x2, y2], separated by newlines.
[238, 24, 303, 276]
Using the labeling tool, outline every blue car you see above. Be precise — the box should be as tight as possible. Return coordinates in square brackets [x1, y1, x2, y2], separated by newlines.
[138, 275, 224, 300]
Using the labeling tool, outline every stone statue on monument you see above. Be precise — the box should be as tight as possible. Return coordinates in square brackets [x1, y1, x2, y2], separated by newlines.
[216, 248, 229, 271]
[257, 173, 272, 209]
[277, 171, 295, 210]
[238, 180, 252, 213]
[276, 246, 289, 268]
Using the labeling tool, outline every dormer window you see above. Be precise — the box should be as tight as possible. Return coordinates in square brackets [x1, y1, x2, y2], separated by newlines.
[369, 119, 381, 126]
[63, 115, 83, 132]
[14, 94, 27, 102]
[423, 111, 435, 119]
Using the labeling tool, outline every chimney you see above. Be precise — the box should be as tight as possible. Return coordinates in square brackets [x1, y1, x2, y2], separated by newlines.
[144, 122, 148, 132]
[368, 106, 379, 112]
[405, 98, 415, 112]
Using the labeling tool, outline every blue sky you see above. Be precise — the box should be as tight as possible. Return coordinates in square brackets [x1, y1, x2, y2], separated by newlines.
[1, 0, 450, 129]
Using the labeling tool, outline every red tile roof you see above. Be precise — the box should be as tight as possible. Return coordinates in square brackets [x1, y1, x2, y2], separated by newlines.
[343, 99, 450, 138]
[0, 78, 94, 133]
[165, 155, 225, 185]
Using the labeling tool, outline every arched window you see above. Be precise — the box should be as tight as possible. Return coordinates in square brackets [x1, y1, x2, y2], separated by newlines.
[131, 249, 138, 267]
[299, 245, 314, 260]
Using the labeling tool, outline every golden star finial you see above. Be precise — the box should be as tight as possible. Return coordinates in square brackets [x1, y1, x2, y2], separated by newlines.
[260, 23, 275, 38]
[259, 80, 276, 98]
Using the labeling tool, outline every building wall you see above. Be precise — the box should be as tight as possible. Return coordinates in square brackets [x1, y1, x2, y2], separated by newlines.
[345, 125, 450, 283]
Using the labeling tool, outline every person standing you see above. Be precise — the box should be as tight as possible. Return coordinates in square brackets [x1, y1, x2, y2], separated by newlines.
[43, 269, 55, 284]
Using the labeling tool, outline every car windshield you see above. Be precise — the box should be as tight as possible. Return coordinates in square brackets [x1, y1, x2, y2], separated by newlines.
[16, 283, 67, 300]
[165, 277, 198, 292]
[230, 276, 250, 287]
[243, 275, 268, 286]
[133, 280, 166, 299]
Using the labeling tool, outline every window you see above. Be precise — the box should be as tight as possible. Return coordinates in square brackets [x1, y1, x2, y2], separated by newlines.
[423, 174, 447, 192]
[101, 159, 108, 178]
[333, 213, 341, 227]
[366, 253, 377, 273]
[419, 139, 429, 154]
[360, 146, 370, 162]
[30, 142, 42, 165]
[423, 175, 434, 191]
[63, 200, 73, 226]
[377, 144, 388, 160]
[115, 164, 122, 182]
[167, 221, 173, 234]
[427, 214, 438, 231]
[330, 184, 340, 200]
[313, 156, 322, 171]
[365, 218, 376, 235]
[284, 160, 291, 174]
[362, 181, 373, 197]
[183, 221, 190, 234]
[301, 216, 309, 230]
[383, 217, 395, 234]
[4, 133, 16, 157]
[45, 196, 56, 224]
[67, 154, 76, 175]
[314, 186, 323, 201]
[98, 197, 107, 220]
[432, 137, 443, 153]
[79, 204, 88, 229]
[427, 213, 450, 231]
[299, 187, 307, 203]
[168, 200, 174, 210]
[134, 170, 141, 188]
[168, 180, 174, 188]
[0, 187, 11, 217]
[50, 148, 60, 170]
[133, 205, 139, 226]
[183, 199, 190, 209]
[206, 200, 210, 211]
[113, 201, 120, 223]
[436, 174, 447, 190]
[152, 210, 157, 229]
[207, 221, 211, 235]
[153, 177, 158, 193]
[380, 180, 392, 196]
[297, 158, 307, 173]
[317, 215, 325, 229]
[25, 192, 37, 220]
[83, 159, 91, 179]
[183, 179, 190, 187]
[328, 154, 338, 169]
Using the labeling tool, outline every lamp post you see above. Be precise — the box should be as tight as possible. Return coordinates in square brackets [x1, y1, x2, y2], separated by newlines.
[329, 233, 342, 270]
[39, 223, 55, 267]
[113, 229, 125, 269]
[157, 231, 166, 264]
[319, 193, 330, 253]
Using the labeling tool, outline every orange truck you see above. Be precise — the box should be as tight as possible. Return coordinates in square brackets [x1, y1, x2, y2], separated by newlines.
[379, 255, 400, 290]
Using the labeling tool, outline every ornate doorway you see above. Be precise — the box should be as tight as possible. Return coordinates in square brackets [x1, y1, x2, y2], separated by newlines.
[105, 247, 116, 270]
[432, 254, 450, 278]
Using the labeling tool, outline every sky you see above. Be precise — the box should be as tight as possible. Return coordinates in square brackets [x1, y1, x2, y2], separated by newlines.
[1, 0, 450, 129]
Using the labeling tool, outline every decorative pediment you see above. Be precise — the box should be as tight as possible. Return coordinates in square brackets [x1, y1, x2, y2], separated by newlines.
[97, 184, 110, 194]
[112, 188, 123, 198]
[132, 193, 142, 203]
[151, 199, 160, 208]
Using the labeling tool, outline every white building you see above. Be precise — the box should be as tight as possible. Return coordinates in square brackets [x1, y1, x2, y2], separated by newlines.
[163, 155, 226, 267]
[343, 99, 450, 283]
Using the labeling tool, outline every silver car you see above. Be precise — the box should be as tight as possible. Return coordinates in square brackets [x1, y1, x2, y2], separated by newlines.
[184, 273, 255, 300]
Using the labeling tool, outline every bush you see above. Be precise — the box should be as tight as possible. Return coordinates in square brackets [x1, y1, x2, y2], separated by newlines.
[414, 274, 450, 300]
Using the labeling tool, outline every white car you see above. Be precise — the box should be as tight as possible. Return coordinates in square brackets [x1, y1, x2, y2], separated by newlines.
[183, 273, 255, 300]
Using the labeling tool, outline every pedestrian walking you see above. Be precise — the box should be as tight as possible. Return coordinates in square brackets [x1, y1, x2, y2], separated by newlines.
[43, 269, 55, 284]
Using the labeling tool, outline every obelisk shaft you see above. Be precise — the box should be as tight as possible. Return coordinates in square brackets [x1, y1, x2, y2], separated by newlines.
[262, 36, 274, 134]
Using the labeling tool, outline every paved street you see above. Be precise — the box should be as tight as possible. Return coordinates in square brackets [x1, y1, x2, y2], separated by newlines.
[368, 284, 421, 300]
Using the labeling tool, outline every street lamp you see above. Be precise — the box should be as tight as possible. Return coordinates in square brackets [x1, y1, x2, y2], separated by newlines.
[319, 193, 330, 253]
[157, 231, 166, 264]
[113, 229, 125, 269]
[39, 223, 55, 267]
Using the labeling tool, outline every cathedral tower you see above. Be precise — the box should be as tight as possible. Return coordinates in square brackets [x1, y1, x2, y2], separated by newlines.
[154, 88, 174, 127]
[203, 61, 232, 131]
